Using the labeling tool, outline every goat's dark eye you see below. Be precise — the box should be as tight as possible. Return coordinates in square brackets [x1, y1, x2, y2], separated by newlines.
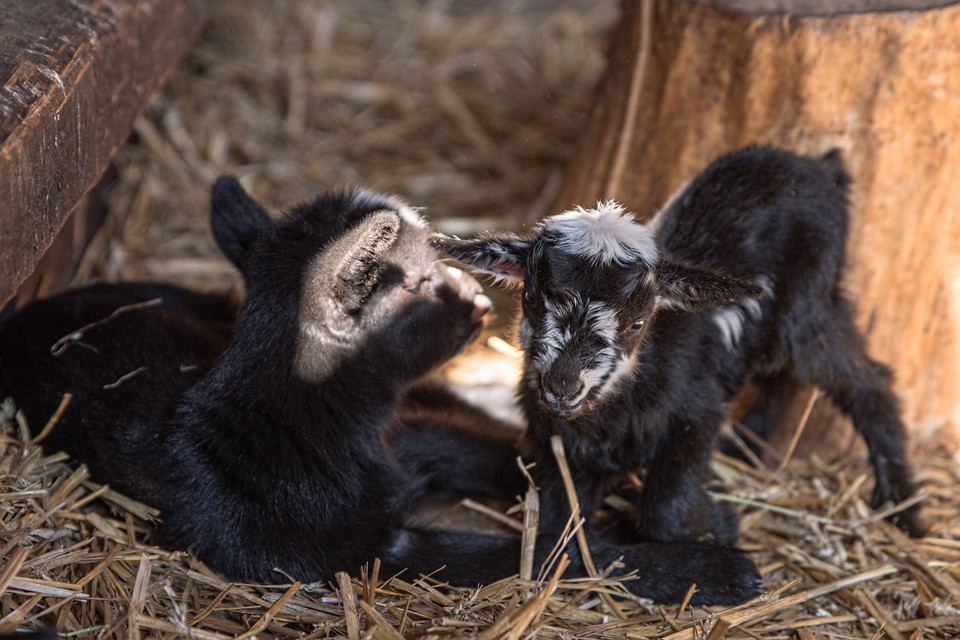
[630, 319, 646, 331]
[405, 279, 424, 294]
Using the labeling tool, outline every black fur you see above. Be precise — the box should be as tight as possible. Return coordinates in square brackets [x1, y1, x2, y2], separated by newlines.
[0, 178, 759, 605]
[435, 146, 924, 552]
[0, 627, 59, 640]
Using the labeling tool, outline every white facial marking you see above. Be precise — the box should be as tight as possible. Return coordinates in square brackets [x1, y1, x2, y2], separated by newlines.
[585, 301, 619, 343]
[530, 294, 636, 406]
[596, 353, 640, 400]
[533, 294, 581, 373]
[577, 346, 618, 398]
[535, 314, 565, 370]
[743, 298, 762, 321]
[544, 201, 659, 265]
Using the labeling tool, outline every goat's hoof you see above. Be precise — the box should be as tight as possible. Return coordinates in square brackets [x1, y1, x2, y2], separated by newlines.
[892, 504, 927, 538]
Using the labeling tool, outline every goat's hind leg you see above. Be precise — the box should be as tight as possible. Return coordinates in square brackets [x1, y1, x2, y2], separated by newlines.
[791, 306, 925, 536]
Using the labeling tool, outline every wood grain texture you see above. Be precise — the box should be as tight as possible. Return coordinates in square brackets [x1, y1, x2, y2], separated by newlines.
[554, 0, 960, 453]
[0, 0, 210, 307]
[699, 0, 959, 16]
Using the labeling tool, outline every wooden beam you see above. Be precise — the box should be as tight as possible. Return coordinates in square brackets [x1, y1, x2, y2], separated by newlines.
[0, 0, 211, 307]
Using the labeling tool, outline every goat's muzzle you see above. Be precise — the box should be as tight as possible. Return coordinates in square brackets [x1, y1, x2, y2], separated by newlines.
[541, 373, 587, 417]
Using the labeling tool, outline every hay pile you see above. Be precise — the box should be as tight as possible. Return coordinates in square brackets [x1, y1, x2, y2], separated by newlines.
[3, 0, 959, 637]
[3, 404, 959, 638]
[76, 0, 615, 294]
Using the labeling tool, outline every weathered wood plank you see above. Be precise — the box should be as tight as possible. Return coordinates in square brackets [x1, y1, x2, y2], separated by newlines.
[0, 0, 211, 307]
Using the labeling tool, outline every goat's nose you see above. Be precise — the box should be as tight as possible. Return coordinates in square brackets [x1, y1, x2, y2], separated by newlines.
[472, 293, 492, 321]
[543, 376, 584, 405]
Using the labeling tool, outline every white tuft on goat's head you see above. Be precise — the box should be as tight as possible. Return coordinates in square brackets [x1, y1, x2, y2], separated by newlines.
[433, 202, 763, 417]
[544, 201, 660, 266]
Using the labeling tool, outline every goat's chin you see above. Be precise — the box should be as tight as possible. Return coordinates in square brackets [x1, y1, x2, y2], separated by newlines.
[541, 395, 596, 420]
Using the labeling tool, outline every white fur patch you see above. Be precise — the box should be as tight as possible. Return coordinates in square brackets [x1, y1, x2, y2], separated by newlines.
[545, 201, 659, 265]
[585, 301, 619, 343]
[352, 189, 427, 229]
[532, 297, 628, 402]
[712, 275, 773, 350]
[712, 306, 747, 351]
[534, 304, 569, 371]
[578, 345, 618, 394]
[597, 353, 640, 400]
[396, 204, 428, 229]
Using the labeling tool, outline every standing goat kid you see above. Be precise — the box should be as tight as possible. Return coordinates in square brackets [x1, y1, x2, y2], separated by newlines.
[435, 146, 924, 548]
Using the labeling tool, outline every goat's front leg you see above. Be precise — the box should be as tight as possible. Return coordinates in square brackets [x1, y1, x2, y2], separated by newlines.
[532, 451, 608, 542]
[632, 418, 740, 545]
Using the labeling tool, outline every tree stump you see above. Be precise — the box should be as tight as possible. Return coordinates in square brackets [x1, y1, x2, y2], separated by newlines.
[555, 0, 960, 457]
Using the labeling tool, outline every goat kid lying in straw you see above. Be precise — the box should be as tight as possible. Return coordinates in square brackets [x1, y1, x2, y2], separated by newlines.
[0, 177, 760, 606]
[436, 146, 925, 556]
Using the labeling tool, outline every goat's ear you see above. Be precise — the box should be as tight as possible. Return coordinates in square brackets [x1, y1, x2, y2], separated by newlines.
[334, 211, 402, 312]
[655, 259, 765, 311]
[431, 233, 530, 284]
[210, 176, 271, 268]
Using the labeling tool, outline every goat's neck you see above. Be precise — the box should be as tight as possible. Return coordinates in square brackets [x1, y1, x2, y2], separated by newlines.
[192, 320, 401, 438]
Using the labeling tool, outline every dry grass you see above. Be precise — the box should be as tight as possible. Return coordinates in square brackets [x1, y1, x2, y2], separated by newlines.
[3, 0, 959, 637]
[75, 0, 615, 295]
[3, 398, 959, 638]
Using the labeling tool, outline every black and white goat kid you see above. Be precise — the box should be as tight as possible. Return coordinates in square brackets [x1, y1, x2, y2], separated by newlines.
[0, 178, 760, 604]
[435, 146, 924, 548]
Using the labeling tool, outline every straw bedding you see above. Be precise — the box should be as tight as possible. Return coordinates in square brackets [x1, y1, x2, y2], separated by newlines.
[2, 0, 958, 637]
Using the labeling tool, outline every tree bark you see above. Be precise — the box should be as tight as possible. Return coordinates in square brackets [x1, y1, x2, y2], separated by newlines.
[555, 0, 960, 455]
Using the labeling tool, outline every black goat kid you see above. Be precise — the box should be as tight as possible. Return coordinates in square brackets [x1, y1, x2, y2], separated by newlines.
[0, 179, 759, 605]
[435, 146, 924, 549]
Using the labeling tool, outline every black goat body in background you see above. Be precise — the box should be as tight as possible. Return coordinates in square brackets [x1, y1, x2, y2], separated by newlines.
[436, 146, 925, 552]
[0, 178, 760, 605]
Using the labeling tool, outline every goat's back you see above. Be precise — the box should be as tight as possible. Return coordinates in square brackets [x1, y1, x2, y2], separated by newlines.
[652, 146, 851, 288]
[0, 283, 235, 498]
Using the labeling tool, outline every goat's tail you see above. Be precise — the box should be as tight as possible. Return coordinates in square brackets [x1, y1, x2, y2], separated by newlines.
[379, 529, 761, 606]
[818, 148, 852, 191]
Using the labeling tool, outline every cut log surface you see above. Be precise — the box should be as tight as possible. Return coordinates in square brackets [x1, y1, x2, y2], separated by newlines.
[555, 0, 960, 453]
[0, 0, 210, 308]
